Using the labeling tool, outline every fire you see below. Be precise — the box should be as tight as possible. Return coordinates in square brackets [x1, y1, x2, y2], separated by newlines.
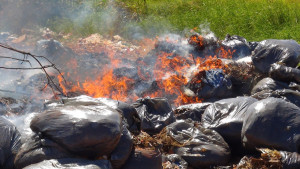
[140, 51, 227, 106]
[58, 73, 67, 94]
[188, 35, 204, 48]
[147, 52, 193, 105]
[217, 47, 236, 59]
[81, 69, 137, 101]
[58, 35, 234, 106]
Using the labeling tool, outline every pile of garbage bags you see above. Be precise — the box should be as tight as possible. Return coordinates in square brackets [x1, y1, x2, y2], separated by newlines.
[1, 35, 300, 169]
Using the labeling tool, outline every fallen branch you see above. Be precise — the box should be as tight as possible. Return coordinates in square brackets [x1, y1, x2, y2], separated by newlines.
[0, 65, 54, 70]
[0, 43, 67, 97]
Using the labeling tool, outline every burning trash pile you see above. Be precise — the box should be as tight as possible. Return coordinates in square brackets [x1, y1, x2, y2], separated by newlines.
[0, 30, 300, 169]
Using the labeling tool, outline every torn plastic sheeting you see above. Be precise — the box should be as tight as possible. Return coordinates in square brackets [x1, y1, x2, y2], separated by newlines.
[30, 99, 122, 158]
[121, 148, 162, 169]
[132, 97, 175, 135]
[23, 158, 112, 169]
[167, 120, 231, 168]
[110, 126, 133, 169]
[14, 134, 75, 169]
[242, 98, 300, 152]
[174, 102, 211, 122]
[252, 39, 300, 73]
[269, 63, 300, 83]
[0, 116, 21, 169]
[162, 154, 188, 169]
[201, 97, 257, 150]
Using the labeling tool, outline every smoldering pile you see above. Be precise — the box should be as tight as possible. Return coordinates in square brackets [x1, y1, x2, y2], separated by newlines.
[0, 31, 300, 169]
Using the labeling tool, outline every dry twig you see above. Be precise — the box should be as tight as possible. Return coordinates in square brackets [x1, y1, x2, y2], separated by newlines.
[0, 43, 67, 97]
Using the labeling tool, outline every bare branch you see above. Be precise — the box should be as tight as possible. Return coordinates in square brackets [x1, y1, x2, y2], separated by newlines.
[0, 65, 54, 69]
[0, 43, 68, 97]
[0, 55, 30, 63]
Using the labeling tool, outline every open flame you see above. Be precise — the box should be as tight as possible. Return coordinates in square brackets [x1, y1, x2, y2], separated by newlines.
[58, 35, 234, 106]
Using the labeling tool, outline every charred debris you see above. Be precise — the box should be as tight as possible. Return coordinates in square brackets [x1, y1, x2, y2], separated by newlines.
[0, 30, 300, 169]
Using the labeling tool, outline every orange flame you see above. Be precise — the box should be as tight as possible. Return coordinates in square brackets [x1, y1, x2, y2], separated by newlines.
[58, 35, 234, 106]
[188, 35, 204, 48]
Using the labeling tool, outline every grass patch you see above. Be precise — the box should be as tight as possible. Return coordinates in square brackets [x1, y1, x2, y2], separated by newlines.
[118, 0, 300, 41]
[46, 0, 300, 41]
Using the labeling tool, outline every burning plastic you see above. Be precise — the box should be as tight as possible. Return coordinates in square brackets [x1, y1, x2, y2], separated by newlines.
[2, 26, 300, 169]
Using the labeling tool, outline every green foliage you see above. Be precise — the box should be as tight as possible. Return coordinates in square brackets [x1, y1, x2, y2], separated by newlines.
[116, 0, 300, 41]
[44, 0, 300, 41]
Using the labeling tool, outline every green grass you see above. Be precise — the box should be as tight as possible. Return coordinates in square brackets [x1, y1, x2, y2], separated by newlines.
[47, 0, 300, 41]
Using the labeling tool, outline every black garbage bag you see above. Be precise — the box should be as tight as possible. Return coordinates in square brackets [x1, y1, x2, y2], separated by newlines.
[110, 126, 133, 169]
[187, 69, 233, 100]
[225, 57, 260, 96]
[202, 97, 257, 150]
[121, 148, 162, 169]
[0, 116, 21, 169]
[30, 98, 122, 158]
[34, 39, 67, 61]
[251, 78, 300, 107]
[54, 96, 141, 135]
[23, 158, 112, 169]
[276, 89, 300, 108]
[252, 39, 300, 73]
[132, 97, 175, 135]
[162, 154, 188, 169]
[96, 97, 141, 135]
[221, 35, 252, 59]
[167, 120, 231, 168]
[289, 82, 300, 91]
[242, 98, 300, 152]
[174, 102, 211, 122]
[251, 77, 289, 95]
[188, 34, 219, 58]
[252, 89, 300, 108]
[269, 63, 300, 83]
[14, 134, 75, 169]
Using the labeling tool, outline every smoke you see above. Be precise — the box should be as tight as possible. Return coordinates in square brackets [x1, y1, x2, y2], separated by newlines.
[4, 112, 37, 141]
[0, 0, 68, 33]
[0, 0, 174, 40]
[0, 0, 220, 117]
[0, 1, 233, 145]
